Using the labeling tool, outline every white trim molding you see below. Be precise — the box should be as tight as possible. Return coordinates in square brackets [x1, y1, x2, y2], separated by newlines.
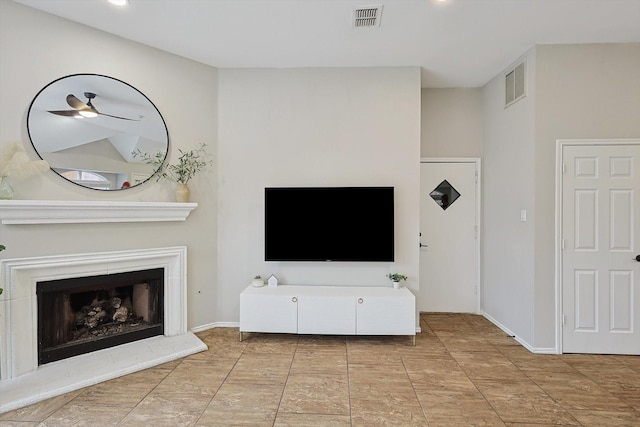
[0, 200, 197, 224]
[555, 138, 640, 355]
[420, 157, 482, 313]
[481, 311, 556, 354]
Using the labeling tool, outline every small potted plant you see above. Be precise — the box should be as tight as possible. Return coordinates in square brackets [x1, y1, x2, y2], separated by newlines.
[132, 142, 213, 202]
[251, 275, 264, 287]
[387, 273, 407, 289]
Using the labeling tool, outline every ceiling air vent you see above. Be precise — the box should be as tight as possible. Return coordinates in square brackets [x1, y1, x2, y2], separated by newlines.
[353, 5, 383, 28]
[505, 60, 526, 107]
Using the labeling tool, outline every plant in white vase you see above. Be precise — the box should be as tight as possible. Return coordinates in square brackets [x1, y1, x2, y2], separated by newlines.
[387, 273, 407, 289]
[251, 275, 265, 287]
[133, 142, 213, 202]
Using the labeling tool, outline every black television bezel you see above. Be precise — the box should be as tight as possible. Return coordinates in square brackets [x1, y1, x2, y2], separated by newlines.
[264, 186, 394, 262]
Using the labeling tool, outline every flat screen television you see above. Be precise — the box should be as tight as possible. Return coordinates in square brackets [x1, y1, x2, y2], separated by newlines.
[265, 186, 394, 262]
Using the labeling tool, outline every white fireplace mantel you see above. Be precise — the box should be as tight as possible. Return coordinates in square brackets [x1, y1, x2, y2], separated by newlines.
[0, 246, 207, 413]
[0, 200, 197, 224]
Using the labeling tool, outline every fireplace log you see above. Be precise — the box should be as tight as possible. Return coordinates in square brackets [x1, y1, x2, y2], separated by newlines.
[85, 306, 107, 329]
[113, 306, 129, 322]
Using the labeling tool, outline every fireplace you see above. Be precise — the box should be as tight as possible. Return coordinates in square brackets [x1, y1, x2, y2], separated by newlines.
[37, 268, 164, 365]
[0, 247, 207, 413]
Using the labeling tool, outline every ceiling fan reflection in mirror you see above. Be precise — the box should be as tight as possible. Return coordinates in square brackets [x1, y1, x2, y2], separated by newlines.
[48, 92, 140, 121]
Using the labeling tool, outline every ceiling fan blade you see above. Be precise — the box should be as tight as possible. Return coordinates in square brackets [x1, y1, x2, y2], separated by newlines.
[65, 93, 138, 120]
[48, 110, 80, 117]
[66, 94, 88, 111]
[98, 112, 141, 121]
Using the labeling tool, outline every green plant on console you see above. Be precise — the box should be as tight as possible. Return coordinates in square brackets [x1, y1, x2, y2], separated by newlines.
[387, 273, 407, 282]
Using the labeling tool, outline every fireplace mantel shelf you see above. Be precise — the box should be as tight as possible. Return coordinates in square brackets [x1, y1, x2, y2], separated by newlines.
[0, 200, 198, 224]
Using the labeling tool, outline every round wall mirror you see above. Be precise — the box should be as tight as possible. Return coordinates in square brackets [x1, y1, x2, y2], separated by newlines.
[27, 74, 168, 190]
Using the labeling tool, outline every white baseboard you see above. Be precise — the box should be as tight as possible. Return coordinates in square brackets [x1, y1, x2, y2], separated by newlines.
[191, 322, 422, 335]
[191, 322, 239, 333]
[481, 311, 558, 354]
[195, 316, 554, 353]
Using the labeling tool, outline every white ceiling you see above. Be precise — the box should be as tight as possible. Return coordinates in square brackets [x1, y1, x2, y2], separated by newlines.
[13, 0, 640, 88]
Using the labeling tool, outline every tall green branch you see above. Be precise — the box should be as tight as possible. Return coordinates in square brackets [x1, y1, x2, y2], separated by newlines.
[133, 143, 213, 184]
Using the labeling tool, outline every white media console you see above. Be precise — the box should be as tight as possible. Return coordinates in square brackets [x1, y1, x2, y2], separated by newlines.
[239, 284, 416, 345]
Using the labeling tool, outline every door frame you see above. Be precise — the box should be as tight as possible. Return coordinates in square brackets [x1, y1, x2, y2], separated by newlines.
[555, 139, 640, 354]
[420, 157, 482, 313]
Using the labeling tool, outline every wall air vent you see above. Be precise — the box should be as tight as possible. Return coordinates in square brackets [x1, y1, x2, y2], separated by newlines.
[353, 5, 383, 28]
[505, 60, 526, 107]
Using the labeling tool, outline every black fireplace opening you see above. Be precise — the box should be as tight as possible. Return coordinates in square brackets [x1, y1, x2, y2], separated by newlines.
[37, 268, 164, 365]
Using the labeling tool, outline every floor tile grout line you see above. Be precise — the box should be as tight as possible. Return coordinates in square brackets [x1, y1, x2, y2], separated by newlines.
[33, 361, 179, 425]
[270, 334, 299, 427]
[518, 354, 635, 422]
[436, 314, 511, 427]
[116, 362, 176, 426]
[401, 352, 433, 426]
[190, 336, 248, 426]
[345, 336, 353, 427]
[462, 315, 585, 426]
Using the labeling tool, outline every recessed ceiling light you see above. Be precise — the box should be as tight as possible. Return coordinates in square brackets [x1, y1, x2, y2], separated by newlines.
[108, 0, 129, 6]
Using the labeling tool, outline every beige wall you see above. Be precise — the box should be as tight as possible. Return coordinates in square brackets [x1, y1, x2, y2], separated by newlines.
[0, 1, 218, 328]
[482, 50, 537, 346]
[217, 67, 422, 322]
[533, 43, 640, 348]
[8, 3, 637, 352]
[1, 2, 423, 330]
[481, 43, 640, 351]
[421, 88, 483, 158]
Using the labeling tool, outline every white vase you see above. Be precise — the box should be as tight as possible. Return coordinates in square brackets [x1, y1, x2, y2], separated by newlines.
[176, 183, 190, 202]
[393, 281, 401, 289]
[0, 177, 14, 200]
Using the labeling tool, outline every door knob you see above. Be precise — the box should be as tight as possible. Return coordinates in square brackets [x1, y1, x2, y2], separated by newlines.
[635, 255, 640, 262]
[419, 243, 428, 248]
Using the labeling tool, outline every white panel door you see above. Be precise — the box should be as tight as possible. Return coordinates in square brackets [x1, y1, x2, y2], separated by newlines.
[562, 144, 640, 354]
[420, 161, 479, 313]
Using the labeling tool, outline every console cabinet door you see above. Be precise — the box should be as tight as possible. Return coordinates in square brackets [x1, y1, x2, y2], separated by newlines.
[356, 295, 415, 335]
[297, 295, 356, 335]
[240, 292, 298, 333]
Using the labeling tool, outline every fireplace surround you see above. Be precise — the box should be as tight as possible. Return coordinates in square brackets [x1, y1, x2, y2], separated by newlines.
[0, 246, 207, 413]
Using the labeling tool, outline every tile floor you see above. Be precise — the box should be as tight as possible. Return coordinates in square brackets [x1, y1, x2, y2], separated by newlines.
[1, 313, 639, 426]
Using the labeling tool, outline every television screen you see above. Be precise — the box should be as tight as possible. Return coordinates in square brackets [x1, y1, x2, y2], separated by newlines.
[265, 187, 394, 262]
